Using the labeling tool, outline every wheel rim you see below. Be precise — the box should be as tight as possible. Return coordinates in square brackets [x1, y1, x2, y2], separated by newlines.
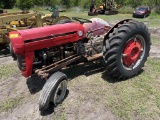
[122, 35, 146, 70]
[52, 80, 67, 105]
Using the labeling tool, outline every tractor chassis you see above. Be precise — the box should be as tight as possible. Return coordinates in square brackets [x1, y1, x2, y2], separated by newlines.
[35, 53, 103, 79]
[35, 26, 109, 79]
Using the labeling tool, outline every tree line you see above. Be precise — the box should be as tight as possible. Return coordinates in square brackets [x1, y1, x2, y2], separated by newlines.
[0, 0, 160, 9]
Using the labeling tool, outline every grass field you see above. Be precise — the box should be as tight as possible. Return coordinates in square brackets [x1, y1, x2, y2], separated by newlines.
[0, 9, 160, 120]
[64, 58, 160, 120]
[5, 8, 160, 28]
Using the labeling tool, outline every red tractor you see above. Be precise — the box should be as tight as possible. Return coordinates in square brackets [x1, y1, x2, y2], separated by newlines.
[9, 17, 151, 111]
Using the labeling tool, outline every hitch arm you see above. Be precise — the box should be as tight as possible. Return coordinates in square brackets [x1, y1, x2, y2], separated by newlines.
[35, 55, 82, 78]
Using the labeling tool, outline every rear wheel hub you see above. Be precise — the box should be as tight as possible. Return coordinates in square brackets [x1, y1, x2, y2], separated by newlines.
[122, 38, 143, 67]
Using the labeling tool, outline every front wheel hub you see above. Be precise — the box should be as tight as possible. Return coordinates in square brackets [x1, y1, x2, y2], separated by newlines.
[122, 39, 142, 66]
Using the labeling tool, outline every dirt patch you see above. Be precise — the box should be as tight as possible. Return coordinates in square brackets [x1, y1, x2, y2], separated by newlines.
[149, 27, 160, 35]
[149, 27, 160, 59]
[0, 56, 121, 120]
[65, 91, 119, 120]
[0, 56, 14, 66]
[0, 46, 14, 66]
[0, 73, 43, 120]
[150, 46, 160, 59]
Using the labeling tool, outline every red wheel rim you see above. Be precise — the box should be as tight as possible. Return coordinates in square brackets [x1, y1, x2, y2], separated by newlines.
[122, 38, 143, 67]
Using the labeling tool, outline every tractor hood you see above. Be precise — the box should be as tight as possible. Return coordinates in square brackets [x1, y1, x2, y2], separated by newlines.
[9, 22, 85, 54]
[17, 23, 84, 42]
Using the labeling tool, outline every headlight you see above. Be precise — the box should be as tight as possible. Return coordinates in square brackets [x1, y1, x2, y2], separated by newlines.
[78, 31, 83, 36]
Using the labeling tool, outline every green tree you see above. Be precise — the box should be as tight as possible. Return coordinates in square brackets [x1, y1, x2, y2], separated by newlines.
[61, 0, 70, 8]
[42, 0, 59, 6]
[1, 0, 16, 8]
[17, 0, 33, 10]
[33, 0, 44, 6]
[124, 0, 141, 8]
[74, 0, 80, 6]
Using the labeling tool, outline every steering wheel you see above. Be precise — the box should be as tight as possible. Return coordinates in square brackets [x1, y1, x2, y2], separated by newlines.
[72, 17, 92, 24]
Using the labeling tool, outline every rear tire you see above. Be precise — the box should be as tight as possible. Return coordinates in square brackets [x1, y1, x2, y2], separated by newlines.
[39, 71, 67, 111]
[103, 20, 151, 79]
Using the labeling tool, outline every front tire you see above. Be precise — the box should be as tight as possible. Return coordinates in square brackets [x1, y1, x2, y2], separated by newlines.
[39, 71, 67, 111]
[9, 42, 17, 60]
[103, 20, 151, 79]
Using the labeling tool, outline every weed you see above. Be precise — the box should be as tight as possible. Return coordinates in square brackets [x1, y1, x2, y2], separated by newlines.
[0, 97, 22, 112]
[0, 64, 18, 81]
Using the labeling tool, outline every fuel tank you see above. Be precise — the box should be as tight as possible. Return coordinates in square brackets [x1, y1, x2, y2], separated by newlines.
[83, 18, 110, 36]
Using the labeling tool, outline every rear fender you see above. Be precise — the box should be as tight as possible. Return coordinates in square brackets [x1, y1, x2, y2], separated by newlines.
[103, 19, 132, 48]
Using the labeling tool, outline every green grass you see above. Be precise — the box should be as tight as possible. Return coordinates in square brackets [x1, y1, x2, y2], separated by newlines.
[4, 8, 160, 28]
[106, 58, 160, 120]
[53, 58, 160, 120]
[0, 97, 22, 112]
[0, 64, 18, 81]
[151, 34, 160, 47]
[48, 104, 67, 120]
[59, 11, 160, 28]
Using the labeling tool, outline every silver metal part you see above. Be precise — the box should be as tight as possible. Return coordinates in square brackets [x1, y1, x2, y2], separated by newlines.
[85, 35, 104, 56]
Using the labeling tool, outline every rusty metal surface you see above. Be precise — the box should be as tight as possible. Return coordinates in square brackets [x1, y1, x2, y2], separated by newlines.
[86, 53, 102, 61]
[0, 12, 39, 26]
[0, 12, 22, 17]
[35, 55, 82, 78]
[35, 52, 104, 78]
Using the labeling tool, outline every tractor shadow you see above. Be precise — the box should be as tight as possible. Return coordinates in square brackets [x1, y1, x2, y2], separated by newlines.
[26, 60, 106, 95]
[101, 69, 144, 83]
[26, 59, 144, 94]
[62, 60, 144, 83]
[62, 60, 105, 80]
[26, 59, 144, 116]
[0, 45, 10, 58]
[26, 75, 46, 94]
